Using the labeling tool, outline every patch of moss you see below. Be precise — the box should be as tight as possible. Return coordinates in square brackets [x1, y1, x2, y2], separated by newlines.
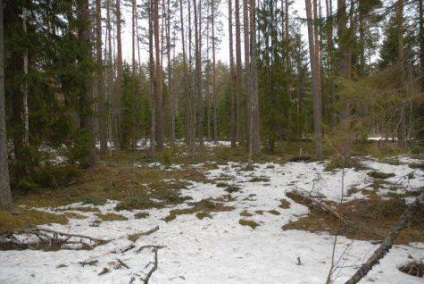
[279, 199, 291, 209]
[239, 219, 260, 229]
[0, 209, 68, 234]
[134, 212, 149, 219]
[163, 199, 234, 222]
[163, 214, 177, 222]
[249, 176, 270, 183]
[268, 209, 281, 215]
[368, 171, 395, 179]
[64, 212, 87, 220]
[225, 184, 241, 193]
[196, 211, 212, 220]
[95, 213, 128, 221]
[240, 210, 253, 217]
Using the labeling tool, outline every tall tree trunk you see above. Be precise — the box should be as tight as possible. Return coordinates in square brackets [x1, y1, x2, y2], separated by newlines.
[131, 0, 137, 150]
[326, 0, 336, 129]
[235, 0, 242, 143]
[211, 0, 217, 143]
[243, 0, 250, 146]
[77, 0, 97, 168]
[249, 0, 260, 156]
[420, 0, 424, 81]
[106, 0, 114, 155]
[149, 0, 156, 154]
[0, 0, 13, 211]
[167, 0, 175, 145]
[115, 0, 123, 151]
[22, 6, 29, 147]
[306, 0, 323, 159]
[96, 0, 107, 154]
[187, 0, 195, 155]
[154, 0, 164, 151]
[193, 0, 203, 147]
[180, 0, 192, 150]
[397, 0, 406, 141]
[229, 0, 237, 148]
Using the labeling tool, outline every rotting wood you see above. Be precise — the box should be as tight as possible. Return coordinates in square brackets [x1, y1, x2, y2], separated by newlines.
[344, 192, 424, 284]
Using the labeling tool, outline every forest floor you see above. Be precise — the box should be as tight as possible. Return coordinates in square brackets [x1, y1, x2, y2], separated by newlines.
[1, 142, 424, 283]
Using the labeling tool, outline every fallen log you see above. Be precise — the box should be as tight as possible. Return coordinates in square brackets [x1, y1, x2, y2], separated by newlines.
[344, 192, 424, 284]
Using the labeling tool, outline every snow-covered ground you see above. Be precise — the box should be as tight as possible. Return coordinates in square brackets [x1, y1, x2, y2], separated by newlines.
[1, 157, 423, 283]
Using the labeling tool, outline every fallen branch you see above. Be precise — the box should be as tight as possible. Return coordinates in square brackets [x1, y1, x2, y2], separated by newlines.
[345, 192, 424, 284]
[36, 228, 107, 243]
[139, 225, 159, 237]
[143, 248, 159, 284]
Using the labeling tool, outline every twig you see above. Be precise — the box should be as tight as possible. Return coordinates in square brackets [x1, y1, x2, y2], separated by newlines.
[135, 245, 165, 253]
[116, 258, 130, 269]
[344, 192, 424, 284]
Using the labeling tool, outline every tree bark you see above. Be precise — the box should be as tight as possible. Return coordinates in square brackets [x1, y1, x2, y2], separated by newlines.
[0, 0, 13, 211]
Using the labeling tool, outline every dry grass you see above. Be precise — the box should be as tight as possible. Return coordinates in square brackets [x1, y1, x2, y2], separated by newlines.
[0, 209, 68, 234]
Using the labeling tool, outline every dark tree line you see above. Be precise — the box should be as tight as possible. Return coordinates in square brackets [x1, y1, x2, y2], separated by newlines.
[1, 0, 424, 210]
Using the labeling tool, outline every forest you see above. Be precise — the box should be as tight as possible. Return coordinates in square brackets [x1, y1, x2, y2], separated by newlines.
[0, 0, 424, 283]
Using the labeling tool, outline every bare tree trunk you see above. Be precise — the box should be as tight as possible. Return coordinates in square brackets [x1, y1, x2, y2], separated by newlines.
[180, 0, 192, 150]
[229, 0, 237, 148]
[131, 0, 137, 150]
[149, 0, 156, 154]
[167, 0, 175, 145]
[243, 0, 250, 146]
[22, 6, 29, 147]
[305, 0, 323, 159]
[187, 0, 195, 155]
[193, 0, 203, 147]
[96, 0, 107, 154]
[235, 0, 242, 144]
[211, 0, 217, 143]
[115, 0, 123, 152]
[249, 0, 260, 156]
[106, 0, 114, 155]
[0, 0, 13, 211]
[154, 0, 164, 151]
[420, 0, 424, 81]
